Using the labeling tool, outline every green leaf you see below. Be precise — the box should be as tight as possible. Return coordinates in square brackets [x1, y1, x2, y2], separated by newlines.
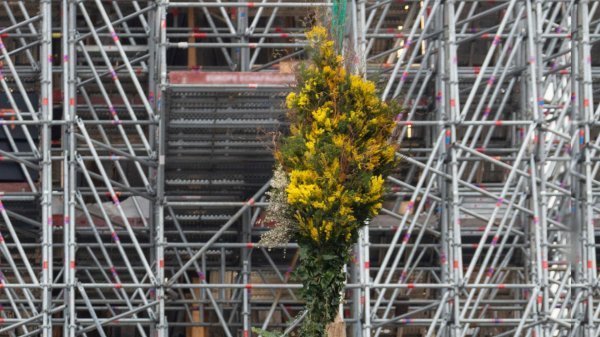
[251, 327, 282, 337]
[321, 254, 337, 261]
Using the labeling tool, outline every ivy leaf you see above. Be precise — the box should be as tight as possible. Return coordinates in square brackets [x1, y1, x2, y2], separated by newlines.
[321, 254, 337, 261]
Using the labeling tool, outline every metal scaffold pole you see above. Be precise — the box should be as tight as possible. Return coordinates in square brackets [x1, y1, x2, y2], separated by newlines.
[41, 0, 53, 336]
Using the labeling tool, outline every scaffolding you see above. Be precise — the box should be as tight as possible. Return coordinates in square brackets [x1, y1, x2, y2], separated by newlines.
[0, 1, 597, 337]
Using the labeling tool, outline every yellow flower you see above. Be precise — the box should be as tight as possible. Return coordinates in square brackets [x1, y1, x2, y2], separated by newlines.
[323, 117, 332, 131]
[323, 158, 340, 181]
[290, 125, 301, 136]
[323, 220, 334, 240]
[286, 170, 321, 205]
[369, 202, 383, 215]
[312, 106, 328, 124]
[332, 134, 345, 148]
[339, 205, 353, 217]
[310, 123, 324, 137]
[313, 201, 327, 210]
[369, 175, 385, 198]
[383, 146, 396, 162]
[306, 26, 327, 44]
[297, 92, 309, 107]
[286, 92, 296, 109]
[310, 226, 318, 241]
[350, 74, 376, 95]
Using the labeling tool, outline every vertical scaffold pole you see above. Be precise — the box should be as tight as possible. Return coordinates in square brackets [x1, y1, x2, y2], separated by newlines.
[40, 0, 53, 336]
[356, 1, 370, 337]
[157, 1, 168, 336]
[437, 2, 450, 336]
[63, 0, 78, 335]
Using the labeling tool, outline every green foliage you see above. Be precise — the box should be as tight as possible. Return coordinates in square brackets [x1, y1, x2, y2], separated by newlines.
[265, 25, 397, 337]
[251, 327, 283, 337]
[296, 242, 349, 336]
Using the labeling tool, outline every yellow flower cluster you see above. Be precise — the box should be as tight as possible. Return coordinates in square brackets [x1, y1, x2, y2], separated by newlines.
[278, 26, 396, 247]
[287, 170, 321, 205]
[305, 26, 327, 43]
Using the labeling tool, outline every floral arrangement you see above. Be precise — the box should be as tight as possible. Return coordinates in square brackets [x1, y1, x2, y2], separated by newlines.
[260, 26, 396, 337]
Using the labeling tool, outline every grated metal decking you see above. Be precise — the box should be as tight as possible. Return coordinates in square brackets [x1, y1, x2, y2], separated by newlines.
[165, 72, 293, 200]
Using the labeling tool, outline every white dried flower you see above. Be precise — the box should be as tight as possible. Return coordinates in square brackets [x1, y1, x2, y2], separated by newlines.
[259, 166, 297, 248]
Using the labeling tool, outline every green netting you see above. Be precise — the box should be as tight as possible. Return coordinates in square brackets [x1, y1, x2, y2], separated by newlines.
[331, 0, 347, 50]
